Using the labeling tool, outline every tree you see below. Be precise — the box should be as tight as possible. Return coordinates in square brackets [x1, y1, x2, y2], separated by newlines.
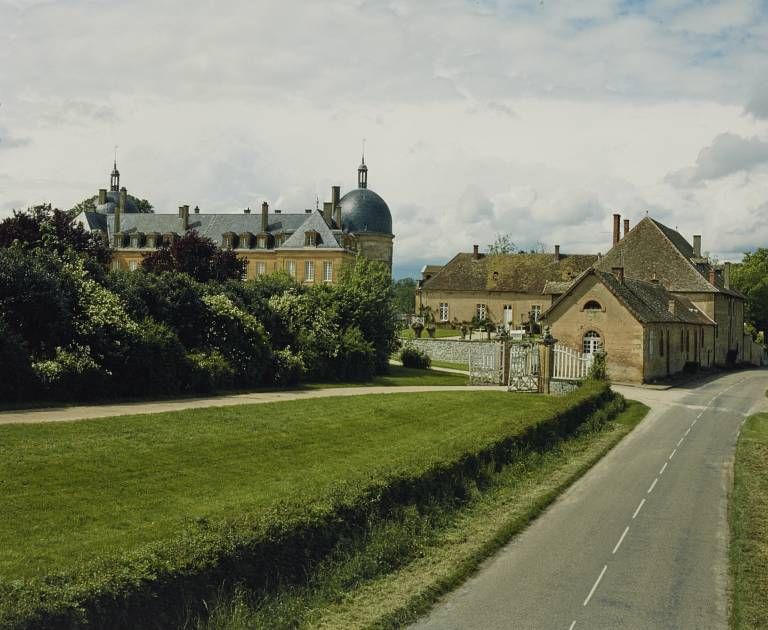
[141, 230, 247, 282]
[0, 204, 112, 265]
[392, 277, 417, 315]
[68, 194, 154, 217]
[487, 233, 516, 255]
[731, 249, 768, 340]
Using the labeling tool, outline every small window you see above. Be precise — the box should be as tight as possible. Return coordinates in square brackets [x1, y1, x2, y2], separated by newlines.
[257, 262, 266, 276]
[531, 305, 541, 322]
[323, 261, 333, 282]
[129, 260, 138, 272]
[439, 302, 449, 322]
[583, 300, 602, 311]
[304, 260, 315, 282]
[583, 330, 601, 354]
[286, 260, 296, 278]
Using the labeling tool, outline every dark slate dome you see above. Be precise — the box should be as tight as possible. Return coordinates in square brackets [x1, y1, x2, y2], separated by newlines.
[338, 188, 392, 235]
[95, 190, 140, 215]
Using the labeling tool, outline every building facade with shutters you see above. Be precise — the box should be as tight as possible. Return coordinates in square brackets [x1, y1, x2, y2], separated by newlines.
[75, 158, 395, 283]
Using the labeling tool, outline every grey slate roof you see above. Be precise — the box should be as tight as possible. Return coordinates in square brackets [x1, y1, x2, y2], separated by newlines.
[338, 188, 393, 235]
[280, 210, 343, 249]
[544, 268, 716, 326]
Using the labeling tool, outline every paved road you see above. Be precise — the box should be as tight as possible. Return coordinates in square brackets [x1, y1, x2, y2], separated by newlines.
[0, 385, 502, 425]
[412, 370, 768, 630]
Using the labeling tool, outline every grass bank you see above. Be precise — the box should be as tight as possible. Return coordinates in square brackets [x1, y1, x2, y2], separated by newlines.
[197, 398, 647, 630]
[0, 384, 611, 628]
[730, 411, 768, 630]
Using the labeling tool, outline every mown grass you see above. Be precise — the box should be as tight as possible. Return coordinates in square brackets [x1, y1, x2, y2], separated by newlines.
[1, 390, 569, 582]
[196, 399, 648, 630]
[428, 359, 468, 371]
[730, 412, 768, 630]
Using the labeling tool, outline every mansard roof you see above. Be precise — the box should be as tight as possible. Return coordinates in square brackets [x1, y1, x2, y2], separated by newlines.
[595, 217, 742, 297]
[280, 210, 341, 249]
[544, 268, 715, 326]
[422, 251, 598, 294]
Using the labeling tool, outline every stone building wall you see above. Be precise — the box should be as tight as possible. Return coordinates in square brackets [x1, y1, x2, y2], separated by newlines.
[417, 289, 552, 327]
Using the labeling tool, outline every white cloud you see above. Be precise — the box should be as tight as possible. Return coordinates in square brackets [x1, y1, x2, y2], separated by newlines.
[745, 82, 768, 119]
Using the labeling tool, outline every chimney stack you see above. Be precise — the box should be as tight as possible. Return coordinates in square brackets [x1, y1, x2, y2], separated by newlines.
[668, 299, 676, 316]
[613, 213, 621, 246]
[244, 207, 251, 214]
[323, 201, 332, 225]
[98, 189, 107, 205]
[261, 201, 269, 233]
[194, 205, 200, 214]
[332, 185, 341, 228]
[473, 244, 479, 260]
[115, 186, 126, 236]
[623, 219, 630, 238]
[554, 244, 561, 262]
[724, 261, 731, 289]
[693, 235, 702, 258]
[708, 267, 717, 285]
[180, 205, 189, 230]
[612, 266, 624, 283]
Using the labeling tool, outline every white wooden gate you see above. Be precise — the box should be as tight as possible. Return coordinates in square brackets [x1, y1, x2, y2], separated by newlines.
[553, 344, 594, 381]
[507, 344, 539, 392]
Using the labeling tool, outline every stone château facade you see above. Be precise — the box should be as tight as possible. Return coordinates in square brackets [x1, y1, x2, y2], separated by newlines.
[75, 158, 395, 283]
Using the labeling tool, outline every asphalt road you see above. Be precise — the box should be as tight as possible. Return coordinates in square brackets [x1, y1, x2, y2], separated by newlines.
[411, 370, 768, 630]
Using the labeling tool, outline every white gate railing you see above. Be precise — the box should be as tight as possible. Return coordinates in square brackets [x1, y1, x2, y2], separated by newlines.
[507, 344, 539, 392]
[553, 344, 594, 381]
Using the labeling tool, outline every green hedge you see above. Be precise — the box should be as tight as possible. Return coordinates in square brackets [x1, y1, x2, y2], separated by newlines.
[0, 383, 617, 629]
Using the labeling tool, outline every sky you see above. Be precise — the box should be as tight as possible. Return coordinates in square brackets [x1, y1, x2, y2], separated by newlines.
[1, 0, 767, 279]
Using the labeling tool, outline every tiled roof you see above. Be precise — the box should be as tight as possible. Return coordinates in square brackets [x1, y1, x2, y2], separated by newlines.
[595, 217, 743, 298]
[281, 211, 343, 249]
[422, 252, 597, 294]
[542, 280, 574, 295]
[544, 268, 716, 326]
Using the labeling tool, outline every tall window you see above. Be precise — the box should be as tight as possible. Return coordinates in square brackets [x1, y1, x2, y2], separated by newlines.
[112, 260, 120, 271]
[129, 260, 138, 272]
[286, 260, 296, 278]
[531, 304, 542, 322]
[304, 260, 315, 282]
[257, 262, 266, 276]
[439, 302, 449, 322]
[241, 261, 249, 281]
[583, 330, 601, 354]
[323, 261, 333, 282]
[476, 303, 487, 321]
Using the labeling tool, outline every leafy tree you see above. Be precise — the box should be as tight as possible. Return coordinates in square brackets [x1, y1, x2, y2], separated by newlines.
[731, 249, 768, 339]
[141, 230, 246, 282]
[487, 233, 516, 255]
[68, 194, 154, 216]
[392, 277, 417, 315]
[0, 204, 111, 265]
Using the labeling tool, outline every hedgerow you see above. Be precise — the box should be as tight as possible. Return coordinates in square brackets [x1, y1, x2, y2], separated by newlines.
[0, 382, 618, 629]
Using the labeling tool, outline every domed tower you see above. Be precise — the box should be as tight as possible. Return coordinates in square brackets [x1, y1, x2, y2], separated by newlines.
[337, 156, 394, 271]
[95, 161, 141, 214]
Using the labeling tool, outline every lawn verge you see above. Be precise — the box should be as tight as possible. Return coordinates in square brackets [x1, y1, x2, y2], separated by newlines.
[0, 384, 613, 629]
[196, 397, 648, 630]
[729, 412, 768, 630]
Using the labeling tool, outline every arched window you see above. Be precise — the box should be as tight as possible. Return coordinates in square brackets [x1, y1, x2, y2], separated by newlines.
[583, 300, 603, 311]
[583, 330, 601, 354]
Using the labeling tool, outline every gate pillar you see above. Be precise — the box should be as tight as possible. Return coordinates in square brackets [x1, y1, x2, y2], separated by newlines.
[538, 327, 557, 394]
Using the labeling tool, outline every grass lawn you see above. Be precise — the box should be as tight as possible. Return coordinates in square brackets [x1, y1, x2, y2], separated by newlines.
[730, 411, 768, 630]
[428, 359, 468, 371]
[399, 328, 459, 340]
[1, 389, 582, 582]
[199, 398, 648, 629]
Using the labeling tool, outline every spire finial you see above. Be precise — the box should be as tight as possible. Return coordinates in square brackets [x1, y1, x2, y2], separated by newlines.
[361, 138, 366, 165]
[110, 147, 121, 192]
[357, 140, 368, 188]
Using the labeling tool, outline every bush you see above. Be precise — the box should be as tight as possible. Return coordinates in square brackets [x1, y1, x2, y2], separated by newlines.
[187, 350, 236, 392]
[400, 345, 431, 369]
[0, 316, 39, 402]
[272, 348, 305, 387]
[33, 345, 110, 401]
[336, 326, 376, 381]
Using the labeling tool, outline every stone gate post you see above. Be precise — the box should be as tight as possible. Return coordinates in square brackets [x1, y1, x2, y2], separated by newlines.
[538, 327, 557, 394]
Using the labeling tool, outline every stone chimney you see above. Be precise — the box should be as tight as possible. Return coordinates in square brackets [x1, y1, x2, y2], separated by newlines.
[180, 205, 189, 231]
[244, 207, 251, 214]
[693, 235, 702, 258]
[612, 266, 624, 283]
[194, 205, 200, 214]
[613, 213, 621, 246]
[332, 185, 341, 228]
[98, 188, 107, 205]
[115, 186, 127, 236]
[554, 244, 561, 262]
[623, 219, 630, 238]
[708, 267, 717, 285]
[724, 261, 731, 289]
[323, 201, 332, 225]
[473, 244, 479, 260]
[668, 299, 676, 316]
[261, 201, 269, 233]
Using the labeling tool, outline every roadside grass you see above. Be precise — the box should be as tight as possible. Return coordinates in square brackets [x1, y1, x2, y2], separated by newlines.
[730, 411, 768, 630]
[427, 359, 468, 371]
[0, 366, 466, 413]
[196, 399, 649, 630]
[0, 390, 579, 582]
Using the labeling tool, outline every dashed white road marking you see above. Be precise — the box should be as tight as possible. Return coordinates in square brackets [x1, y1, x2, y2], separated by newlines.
[676, 437, 684, 447]
[612, 526, 630, 555]
[632, 498, 646, 519]
[568, 621, 576, 630]
[647, 478, 659, 494]
[583, 565, 608, 607]
[659, 462, 668, 475]
[669, 448, 677, 460]
[684, 427, 691, 436]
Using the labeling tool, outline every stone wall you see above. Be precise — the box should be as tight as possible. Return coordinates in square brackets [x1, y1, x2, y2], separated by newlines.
[404, 338, 500, 364]
[550, 379, 581, 396]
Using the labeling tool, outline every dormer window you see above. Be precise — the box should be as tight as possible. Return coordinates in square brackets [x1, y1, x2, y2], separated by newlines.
[305, 230, 320, 247]
[257, 236, 267, 249]
[222, 232, 238, 250]
[583, 300, 603, 311]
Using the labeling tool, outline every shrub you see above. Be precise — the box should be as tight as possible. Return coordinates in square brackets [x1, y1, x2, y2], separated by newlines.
[272, 348, 305, 386]
[0, 316, 39, 402]
[33, 344, 110, 401]
[400, 345, 431, 369]
[336, 326, 376, 381]
[187, 350, 236, 392]
[587, 351, 607, 381]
